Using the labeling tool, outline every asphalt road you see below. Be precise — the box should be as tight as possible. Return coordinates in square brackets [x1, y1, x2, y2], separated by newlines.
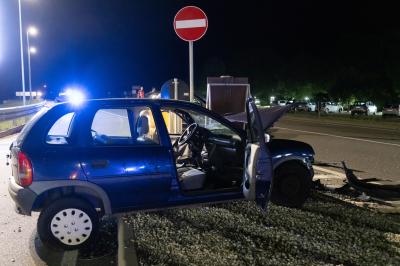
[0, 135, 43, 266]
[272, 115, 400, 182]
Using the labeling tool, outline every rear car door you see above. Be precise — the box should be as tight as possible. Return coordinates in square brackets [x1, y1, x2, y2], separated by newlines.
[80, 104, 173, 211]
[243, 98, 273, 209]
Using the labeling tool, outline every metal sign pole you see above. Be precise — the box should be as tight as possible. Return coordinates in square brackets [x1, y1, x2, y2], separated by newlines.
[189, 41, 194, 102]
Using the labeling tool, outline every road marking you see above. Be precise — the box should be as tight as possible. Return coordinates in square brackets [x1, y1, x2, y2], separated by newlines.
[275, 126, 400, 148]
[313, 166, 346, 179]
[283, 116, 400, 132]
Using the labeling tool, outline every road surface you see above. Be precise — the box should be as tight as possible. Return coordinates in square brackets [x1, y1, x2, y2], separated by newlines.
[272, 115, 400, 182]
[0, 135, 42, 266]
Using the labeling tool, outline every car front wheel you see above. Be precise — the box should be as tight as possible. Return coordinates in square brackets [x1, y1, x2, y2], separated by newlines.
[37, 197, 99, 250]
[270, 162, 312, 208]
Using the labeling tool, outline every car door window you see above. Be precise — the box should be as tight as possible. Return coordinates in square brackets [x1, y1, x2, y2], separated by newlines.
[91, 107, 159, 145]
[161, 111, 185, 135]
[133, 106, 160, 144]
[46, 112, 75, 145]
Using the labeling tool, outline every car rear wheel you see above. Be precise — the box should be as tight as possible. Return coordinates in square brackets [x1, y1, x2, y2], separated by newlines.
[271, 162, 312, 208]
[37, 197, 99, 250]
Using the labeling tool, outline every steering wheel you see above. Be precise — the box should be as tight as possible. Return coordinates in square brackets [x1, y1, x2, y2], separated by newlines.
[178, 123, 198, 146]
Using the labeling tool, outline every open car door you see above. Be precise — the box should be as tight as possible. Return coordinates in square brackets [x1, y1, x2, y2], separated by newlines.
[243, 98, 273, 209]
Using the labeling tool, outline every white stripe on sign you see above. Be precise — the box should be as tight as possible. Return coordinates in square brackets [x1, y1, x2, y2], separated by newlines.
[175, 19, 206, 29]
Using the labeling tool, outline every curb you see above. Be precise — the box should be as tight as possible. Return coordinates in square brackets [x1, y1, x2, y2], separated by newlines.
[0, 125, 24, 139]
[117, 216, 139, 266]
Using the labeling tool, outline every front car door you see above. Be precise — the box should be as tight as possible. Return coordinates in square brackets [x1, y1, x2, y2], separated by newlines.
[243, 98, 273, 209]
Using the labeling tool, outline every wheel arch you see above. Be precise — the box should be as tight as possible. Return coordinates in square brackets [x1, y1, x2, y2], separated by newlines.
[30, 181, 112, 215]
[273, 156, 313, 178]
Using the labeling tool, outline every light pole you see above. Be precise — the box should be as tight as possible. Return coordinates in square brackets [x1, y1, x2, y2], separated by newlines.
[27, 26, 38, 103]
[18, 0, 26, 105]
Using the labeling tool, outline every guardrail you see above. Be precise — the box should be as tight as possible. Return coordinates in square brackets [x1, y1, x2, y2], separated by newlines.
[0, 101, 46, 138]
[0, 101, 46, 121]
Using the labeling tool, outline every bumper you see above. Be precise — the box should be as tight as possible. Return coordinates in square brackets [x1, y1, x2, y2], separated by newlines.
[383, 111, 400, 116]
[8, 177, 37, 215]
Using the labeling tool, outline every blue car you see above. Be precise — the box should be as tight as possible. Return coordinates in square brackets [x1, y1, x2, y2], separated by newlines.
[8, 98, 314, 250]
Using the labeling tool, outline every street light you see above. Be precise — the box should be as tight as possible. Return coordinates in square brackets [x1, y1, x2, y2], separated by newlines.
[27, 26, 38, 36]
[27, 26, 38, 103]
[18, 0, 26, 105]
[29, 46, 37, 54]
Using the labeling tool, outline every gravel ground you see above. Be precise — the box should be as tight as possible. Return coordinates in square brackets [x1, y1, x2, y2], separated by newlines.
[123, 192, 400, 266]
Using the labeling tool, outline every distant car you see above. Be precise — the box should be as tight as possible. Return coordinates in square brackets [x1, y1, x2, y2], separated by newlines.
[307, 102, 316, 112]
[54, 93, 68, 103]
[254, 98, 261, 106]
[382, 104, 400, 117]
[295, 102, 309, 112]
[8, 98, 314, 250]
[350, 101, 377, 116]
[277, 100, 287, 106]
[324, 102, 344, 113]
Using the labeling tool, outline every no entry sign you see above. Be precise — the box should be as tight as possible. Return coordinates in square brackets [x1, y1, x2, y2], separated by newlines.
[174, 6, 208, 42]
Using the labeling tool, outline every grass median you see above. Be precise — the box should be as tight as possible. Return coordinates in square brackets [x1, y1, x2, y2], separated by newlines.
[123, 192, 400, 265]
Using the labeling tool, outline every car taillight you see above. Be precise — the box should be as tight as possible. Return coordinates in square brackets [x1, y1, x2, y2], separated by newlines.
[17, 151, 33, 187]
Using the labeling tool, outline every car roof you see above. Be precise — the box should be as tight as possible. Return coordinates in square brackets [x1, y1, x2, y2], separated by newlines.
[54, 98, 207, 110]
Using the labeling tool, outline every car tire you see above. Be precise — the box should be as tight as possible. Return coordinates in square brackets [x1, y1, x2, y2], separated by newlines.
[338, 108, 342, 113]
[37, 197, 99, 250]
[271, 162, 312, 208]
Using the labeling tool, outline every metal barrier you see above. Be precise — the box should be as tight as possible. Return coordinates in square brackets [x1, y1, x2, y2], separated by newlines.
[0, 101, 46, 137]
[0, 101, 46, 121]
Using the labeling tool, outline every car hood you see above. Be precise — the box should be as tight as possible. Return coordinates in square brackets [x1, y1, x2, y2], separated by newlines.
[267, 139, 315, 157]
[225, 104, 293, 130]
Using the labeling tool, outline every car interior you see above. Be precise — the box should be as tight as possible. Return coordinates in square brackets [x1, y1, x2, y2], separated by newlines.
[89, 106, 246, 194]
[161, 107, 245, 194]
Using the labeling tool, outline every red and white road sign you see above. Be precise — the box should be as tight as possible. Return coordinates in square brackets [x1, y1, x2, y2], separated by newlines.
[174, 6, 208, 42]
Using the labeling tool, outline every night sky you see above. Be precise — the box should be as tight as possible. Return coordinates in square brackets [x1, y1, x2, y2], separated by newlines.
[1, 1, 399, 101]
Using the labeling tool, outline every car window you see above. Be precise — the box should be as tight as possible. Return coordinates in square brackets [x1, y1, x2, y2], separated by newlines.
[46, 112, 75, 145]
[185, 109, 239, 138]
[91, 107, 159, 145]
[161, 110, 185, 135]
[161, 108, 239, 139]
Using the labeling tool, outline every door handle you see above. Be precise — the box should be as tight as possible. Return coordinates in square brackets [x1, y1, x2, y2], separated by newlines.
[91, 160, 109, 168]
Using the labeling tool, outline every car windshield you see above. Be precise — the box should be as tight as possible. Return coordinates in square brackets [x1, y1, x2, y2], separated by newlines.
[354, 102, 365, 105]
[185, 110, 238, 137]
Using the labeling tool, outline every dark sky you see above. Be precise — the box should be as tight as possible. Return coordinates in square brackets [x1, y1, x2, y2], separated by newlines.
[0, 0, 399, 100]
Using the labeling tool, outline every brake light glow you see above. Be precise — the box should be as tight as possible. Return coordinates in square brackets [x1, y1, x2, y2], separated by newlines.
[18, 152, 33, 187]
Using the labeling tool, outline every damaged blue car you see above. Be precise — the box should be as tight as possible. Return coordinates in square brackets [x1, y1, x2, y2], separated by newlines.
[8, 98, 314, 250]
